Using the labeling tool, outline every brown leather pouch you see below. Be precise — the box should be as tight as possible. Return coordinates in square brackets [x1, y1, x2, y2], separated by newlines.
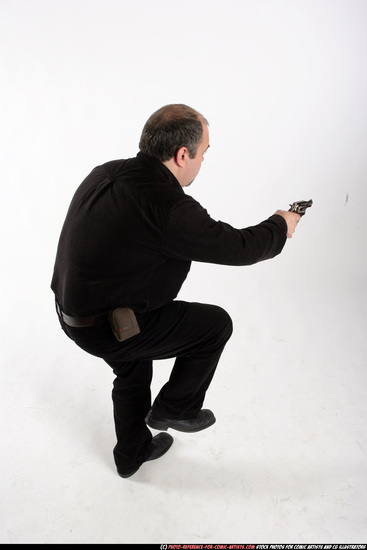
[108, 308, 140, 342]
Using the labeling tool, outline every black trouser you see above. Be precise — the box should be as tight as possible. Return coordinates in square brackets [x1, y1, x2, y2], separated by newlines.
[59, 300, 233, 475]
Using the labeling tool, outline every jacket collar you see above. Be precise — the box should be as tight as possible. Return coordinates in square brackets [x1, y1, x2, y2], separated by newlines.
[136, 151, 183, 192]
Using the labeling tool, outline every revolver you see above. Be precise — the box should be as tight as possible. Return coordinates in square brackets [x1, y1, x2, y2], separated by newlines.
[288, 199, 313, 216]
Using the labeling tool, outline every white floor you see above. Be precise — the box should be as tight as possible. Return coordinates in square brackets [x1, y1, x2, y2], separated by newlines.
[1, 262, 366, 544]
[1, 0, 367, 543]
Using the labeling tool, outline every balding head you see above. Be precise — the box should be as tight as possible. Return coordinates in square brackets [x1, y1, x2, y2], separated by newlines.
[139, 104, 209, 162]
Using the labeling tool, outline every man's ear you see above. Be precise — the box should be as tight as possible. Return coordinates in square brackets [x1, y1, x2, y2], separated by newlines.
[174, 146, 189, 167]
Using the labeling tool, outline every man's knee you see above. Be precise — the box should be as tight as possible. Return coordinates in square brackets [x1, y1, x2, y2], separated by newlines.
[208, 304, 233, 343]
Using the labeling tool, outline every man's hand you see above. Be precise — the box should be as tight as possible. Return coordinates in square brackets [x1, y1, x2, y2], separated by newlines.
[274, 210, 301, 238]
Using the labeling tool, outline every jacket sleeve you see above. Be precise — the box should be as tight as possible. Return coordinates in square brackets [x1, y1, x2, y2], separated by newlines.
[161, 197, 288, 266]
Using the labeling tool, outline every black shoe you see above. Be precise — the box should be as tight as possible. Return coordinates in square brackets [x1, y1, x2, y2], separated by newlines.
[146, 408, 216, 433]
[117, 432, 174, 479]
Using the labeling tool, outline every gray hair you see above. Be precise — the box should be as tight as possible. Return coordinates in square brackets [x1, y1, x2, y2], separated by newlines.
[139, 104, 208, 162]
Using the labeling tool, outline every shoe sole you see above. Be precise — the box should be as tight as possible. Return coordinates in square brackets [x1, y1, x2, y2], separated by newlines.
[147, 415, 216, 433]
[118, 468, 139, 479]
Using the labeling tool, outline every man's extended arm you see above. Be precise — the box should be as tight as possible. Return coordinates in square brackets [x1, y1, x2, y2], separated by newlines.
[162, 197, 294, 266]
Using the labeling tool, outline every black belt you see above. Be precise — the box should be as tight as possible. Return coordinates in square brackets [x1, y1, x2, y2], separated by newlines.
[56, 302, 102, 327]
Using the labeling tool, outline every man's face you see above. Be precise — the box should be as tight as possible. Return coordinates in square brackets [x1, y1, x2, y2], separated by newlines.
[182, 122, 210, 187]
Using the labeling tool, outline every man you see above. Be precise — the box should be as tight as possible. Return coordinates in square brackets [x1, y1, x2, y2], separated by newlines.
[51, 104, 300, 478]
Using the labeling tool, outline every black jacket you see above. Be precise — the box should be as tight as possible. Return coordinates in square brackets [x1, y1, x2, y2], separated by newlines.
[51, 152, 288, 316]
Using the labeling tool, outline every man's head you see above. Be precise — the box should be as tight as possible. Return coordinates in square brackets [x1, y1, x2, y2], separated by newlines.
[139, 104, 210, 187]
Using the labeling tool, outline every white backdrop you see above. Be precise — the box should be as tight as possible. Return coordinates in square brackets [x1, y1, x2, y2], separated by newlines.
[1, 0, 366, 544]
